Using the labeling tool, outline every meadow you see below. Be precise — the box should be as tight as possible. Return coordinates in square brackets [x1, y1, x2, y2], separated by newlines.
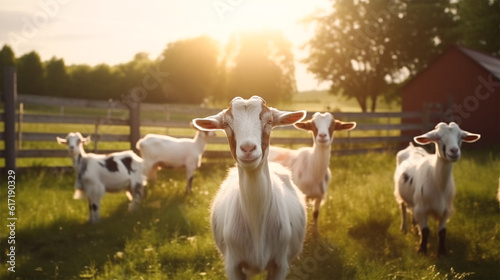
[1, 150, 499, 280]
[1, 92, 499, 279]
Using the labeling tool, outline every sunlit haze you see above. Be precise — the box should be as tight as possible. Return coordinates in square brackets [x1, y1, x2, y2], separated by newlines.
[0, 0, 331, 91]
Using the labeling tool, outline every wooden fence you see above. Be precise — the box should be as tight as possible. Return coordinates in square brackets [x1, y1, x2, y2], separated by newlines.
[1, 92, 439, 169]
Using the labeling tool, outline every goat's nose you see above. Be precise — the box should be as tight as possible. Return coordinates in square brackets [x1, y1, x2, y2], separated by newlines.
[319, 133, 327, 138]
[240, 143, 257, 154]
[450, 147, 459, 154]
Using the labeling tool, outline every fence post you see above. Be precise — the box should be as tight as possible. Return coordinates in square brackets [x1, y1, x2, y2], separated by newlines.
[3, 66, 17, 171]
[17, 102, 23, 151]
[129, 101, 141, 155]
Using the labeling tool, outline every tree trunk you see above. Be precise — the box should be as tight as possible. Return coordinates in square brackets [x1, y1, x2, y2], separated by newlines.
[370, 95, 377, 112]
[356, 96, 367, 112]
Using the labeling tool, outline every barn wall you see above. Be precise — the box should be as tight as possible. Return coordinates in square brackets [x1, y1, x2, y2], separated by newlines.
[401, 47, 500, 147]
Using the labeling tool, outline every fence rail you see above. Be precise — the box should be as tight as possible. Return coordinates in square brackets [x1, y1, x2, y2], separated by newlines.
[2, 93, 437, 167]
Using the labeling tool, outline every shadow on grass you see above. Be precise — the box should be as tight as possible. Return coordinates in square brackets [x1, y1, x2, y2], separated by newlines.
[347, 216, 405, 259]
[289, 235, 356, 280]
[10, 178, 193, 279]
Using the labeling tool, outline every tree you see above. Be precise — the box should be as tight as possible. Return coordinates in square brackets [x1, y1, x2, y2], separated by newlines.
[115, 52, 165, 103]
[0, 45, 16, 97]
[158, 36, 220, 104]
[17, 51, 44, 95]
[457, 0, 500, 56]
[304, 0, 456, 112]
[223, 30, 296, 104]
[44, 57, 72, 97]
[67, 64, 92, 98]
[86, 64, 119, 100]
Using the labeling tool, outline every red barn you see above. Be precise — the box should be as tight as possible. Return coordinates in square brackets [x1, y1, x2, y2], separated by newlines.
[401, 45, 500, 148]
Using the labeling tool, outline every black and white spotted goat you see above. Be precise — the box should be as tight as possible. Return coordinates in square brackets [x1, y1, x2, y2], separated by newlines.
[394, 122, 480, 256]
[57, 132, 146, 223]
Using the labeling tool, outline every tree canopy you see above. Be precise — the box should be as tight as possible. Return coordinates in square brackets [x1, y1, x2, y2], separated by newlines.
[303, 0, 457, 112]
[158, 36, 219, 104]
[222, 30, 297, 104]
[17, 51, 44, 95]
[1, 32, 297, 105]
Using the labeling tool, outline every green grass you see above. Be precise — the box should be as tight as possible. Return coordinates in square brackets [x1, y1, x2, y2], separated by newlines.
[1, 151, 499, 279]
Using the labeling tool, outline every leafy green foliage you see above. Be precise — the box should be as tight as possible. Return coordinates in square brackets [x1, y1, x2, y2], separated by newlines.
[303, 0, 469, 112]
[457, 0, 500, 57]
[17, 51, 44, 95]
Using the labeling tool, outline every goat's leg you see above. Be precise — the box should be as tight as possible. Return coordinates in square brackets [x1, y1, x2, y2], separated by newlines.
[266, 259, 289, 280]
[312, 198, 322, 235]
[418, 227, 430, 254]
[400, 203, 407, 233]
[414, 208, 429, 254]
[185, 166, 195, 194]
[128, 181, 144, 212]
[88, 198, 101, 224]
[144, 162, 158, 181]
[87, 183, 105, 224]
[225, 256, 246, 280]
[438, 219, 447, 256]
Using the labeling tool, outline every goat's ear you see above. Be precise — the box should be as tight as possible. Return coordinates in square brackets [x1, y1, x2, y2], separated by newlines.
[335, 121, 357, 131]
[294, 120, 314, 131]
[462, 131, 481, 143]
[414, 132, 437, 145]
[272, 109, 306, 127]
[82, 136, 92, 145]
[56, 137, 67, 145]
[193, 110, 225, 131]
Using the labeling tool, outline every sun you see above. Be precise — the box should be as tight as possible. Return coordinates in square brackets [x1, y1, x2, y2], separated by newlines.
[209, 0, 329, 44]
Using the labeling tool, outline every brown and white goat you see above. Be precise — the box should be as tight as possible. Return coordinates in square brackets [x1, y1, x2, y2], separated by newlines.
[268, 112, 356, 234]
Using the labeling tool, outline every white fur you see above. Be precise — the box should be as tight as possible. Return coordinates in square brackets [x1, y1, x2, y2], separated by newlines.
[394, 122, 480, 255]
[268, 112, 356, 234]
[193, 96, 307, 280]
[136, 129, 214, 193]
[57, 132, 146, 224]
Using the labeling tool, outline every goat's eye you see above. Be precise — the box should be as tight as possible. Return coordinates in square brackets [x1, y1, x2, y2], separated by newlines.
[221, 121, 228, 128]
[266, 119, 273, 125]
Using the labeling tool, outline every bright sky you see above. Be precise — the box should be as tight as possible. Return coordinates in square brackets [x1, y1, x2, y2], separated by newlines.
[0, 0, 331, 92]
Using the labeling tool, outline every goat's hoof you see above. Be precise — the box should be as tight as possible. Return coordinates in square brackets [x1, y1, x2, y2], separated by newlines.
[417, 247, 427, 255]
[438, 249, 447, 257]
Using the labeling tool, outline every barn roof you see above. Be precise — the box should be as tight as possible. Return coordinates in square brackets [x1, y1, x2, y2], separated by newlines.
[400, 45, 500, 95]
[457, 46, 500, 80]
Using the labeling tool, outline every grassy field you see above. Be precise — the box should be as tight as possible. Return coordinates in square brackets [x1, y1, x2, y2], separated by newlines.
[1, 150, 499, 280]
[1, 92, 498, 279]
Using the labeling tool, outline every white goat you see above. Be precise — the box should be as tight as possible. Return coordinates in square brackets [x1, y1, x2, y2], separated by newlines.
[193, 96, 307, 280]
[135, 128, 214, 193]
[268, 112, 356, 234]
[57, 132, 146, 224]
[394, 122, 480, 256]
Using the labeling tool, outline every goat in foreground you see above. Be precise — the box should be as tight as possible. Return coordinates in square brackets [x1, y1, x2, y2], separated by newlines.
[268, 112, 356, 234]
[57, 132, 146, 224]
[394, 122, 480, 256]
[193, 96, 307, 280]
[136, 128, 214, 193]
